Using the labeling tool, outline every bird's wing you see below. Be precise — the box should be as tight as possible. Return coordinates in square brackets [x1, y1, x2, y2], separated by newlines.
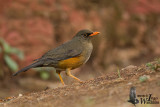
[36, 41, 83, 63]
[13, 41, 83, 75]
[43, 49, 82, 61]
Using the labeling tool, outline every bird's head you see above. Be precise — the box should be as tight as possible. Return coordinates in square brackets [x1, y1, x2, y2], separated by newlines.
[74, 29, 100, 40]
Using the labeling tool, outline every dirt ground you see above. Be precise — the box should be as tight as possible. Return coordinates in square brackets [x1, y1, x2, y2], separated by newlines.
[0, 61, 160, 107]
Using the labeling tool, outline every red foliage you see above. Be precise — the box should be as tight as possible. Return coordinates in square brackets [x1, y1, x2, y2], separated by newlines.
[0, 0, 101, 69]
[122, 0, 160, 14]
[0, 0, 11, 14]
[0, 0, 159, 76]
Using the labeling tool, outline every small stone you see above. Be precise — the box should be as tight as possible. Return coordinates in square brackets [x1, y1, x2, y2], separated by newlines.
[127, 82, 132, 85]
[19, 94, 23, 97]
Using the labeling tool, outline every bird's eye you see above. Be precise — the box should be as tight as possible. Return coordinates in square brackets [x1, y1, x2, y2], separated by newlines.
[84, 34, 88, 37]
[82, 33, 92, 38]
[82, 34, 88, 38]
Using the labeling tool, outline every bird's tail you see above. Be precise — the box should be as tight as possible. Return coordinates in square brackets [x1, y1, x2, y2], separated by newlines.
[13, 61, 43, 76]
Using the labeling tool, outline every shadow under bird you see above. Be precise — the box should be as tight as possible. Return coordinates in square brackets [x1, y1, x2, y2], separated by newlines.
[128, 87, 139, 106]
[13, 29, 100, 85]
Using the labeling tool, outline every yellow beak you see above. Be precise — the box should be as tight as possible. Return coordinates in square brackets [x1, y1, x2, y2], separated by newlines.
[89, 32, 100, 36]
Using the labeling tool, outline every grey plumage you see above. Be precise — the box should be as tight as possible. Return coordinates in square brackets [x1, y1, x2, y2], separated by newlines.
[13, 29, 94, 76]
[13, 61, 43, 76]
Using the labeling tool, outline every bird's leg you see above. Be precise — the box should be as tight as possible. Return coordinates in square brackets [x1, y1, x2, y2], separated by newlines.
[56, 71, 65, 85]
[66, 68, 82, 82]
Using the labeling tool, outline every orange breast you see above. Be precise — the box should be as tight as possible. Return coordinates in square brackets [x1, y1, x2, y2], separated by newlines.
[58, 56, 84, 69]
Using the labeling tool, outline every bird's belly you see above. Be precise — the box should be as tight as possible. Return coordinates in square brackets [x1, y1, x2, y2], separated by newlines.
[57, 56, 84, 70]
[56, 43, 92, 71]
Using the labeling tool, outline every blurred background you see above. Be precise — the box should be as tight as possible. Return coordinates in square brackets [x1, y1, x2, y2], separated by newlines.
[0, 0, 160, 98]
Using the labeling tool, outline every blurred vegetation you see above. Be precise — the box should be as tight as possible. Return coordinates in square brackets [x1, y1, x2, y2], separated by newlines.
[35, 67, 59, 80]
[0, 38, 24, 78]
[139, 75, 150, 82]
[0, 0, 159, 99]
[0, 38, 58, 80]
[0, 0, 160, 81]
[146, 59, 160, 72]
[116, 68, 121, 78]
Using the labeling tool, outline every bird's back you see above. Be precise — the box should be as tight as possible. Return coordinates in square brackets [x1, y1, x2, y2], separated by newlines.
[41, 38, 83, 60]
[36, 38, 92, 70]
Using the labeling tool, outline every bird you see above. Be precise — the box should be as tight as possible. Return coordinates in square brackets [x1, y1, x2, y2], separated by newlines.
[128, 87, 139, 106]
[13, 29, 100, 85]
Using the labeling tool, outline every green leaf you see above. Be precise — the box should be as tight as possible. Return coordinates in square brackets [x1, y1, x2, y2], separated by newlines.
[10, 48, 24, 60]
[4, 55, 18, 72]
[146, 63, 152, 67]
[0, 38, 11, 54]
[139, 75, 149, 82]
[0, 38, 24, 60]
[40, 71, 50, 80]
[117, 68, 121, 78]
[3, 42, 11, 53]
